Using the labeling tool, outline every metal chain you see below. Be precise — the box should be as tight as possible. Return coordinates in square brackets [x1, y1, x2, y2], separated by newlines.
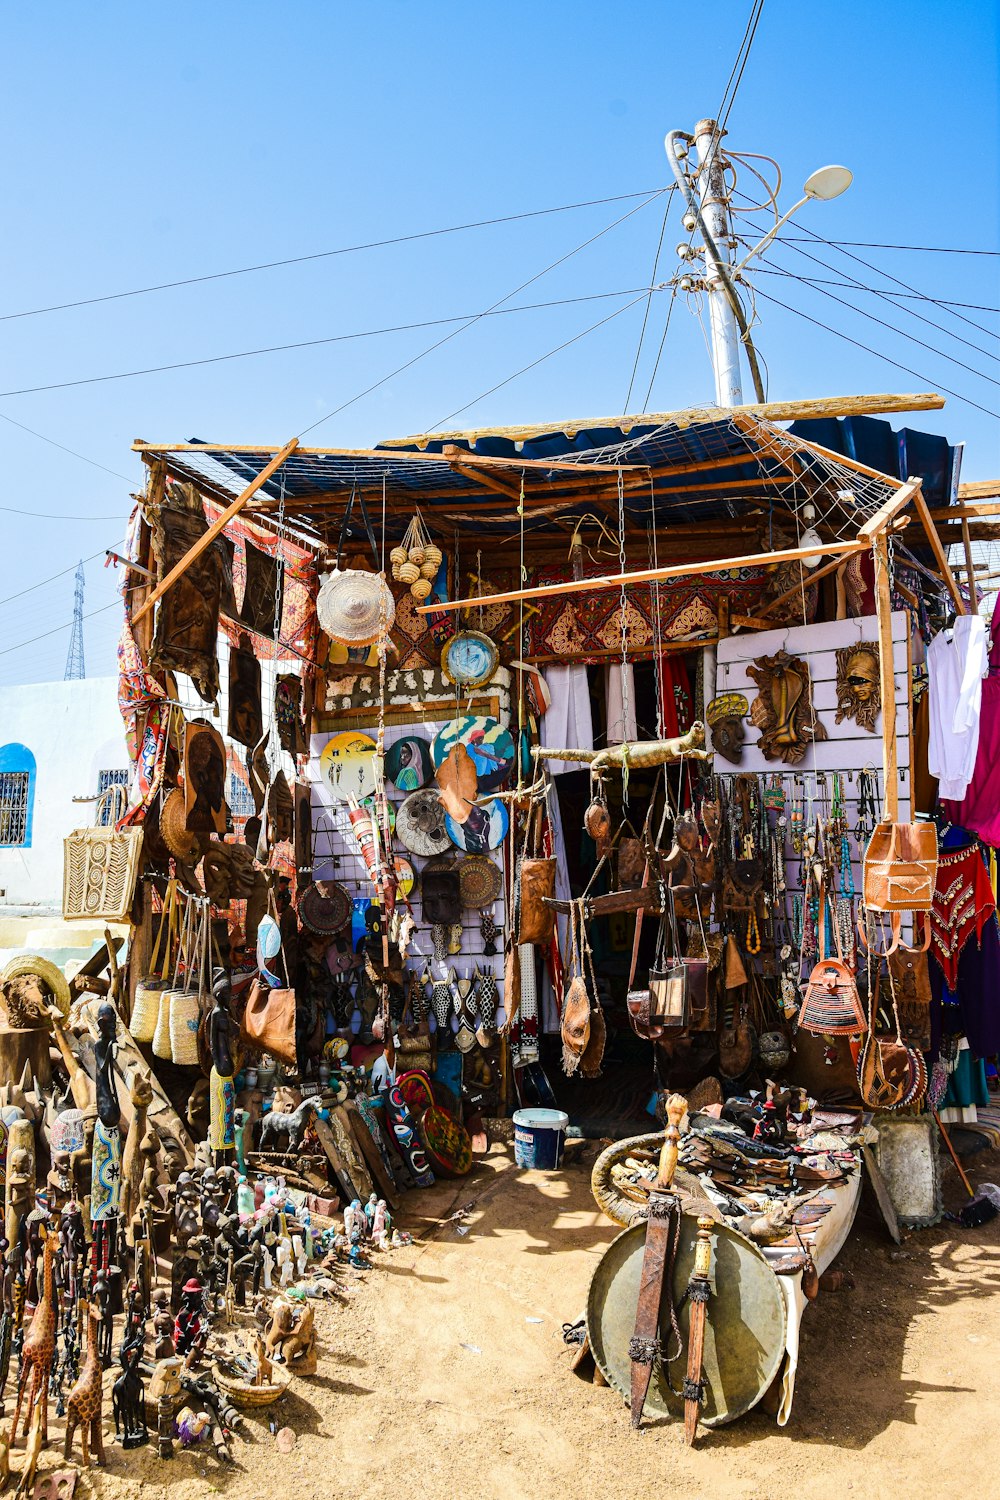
[617, 467, 630, 734]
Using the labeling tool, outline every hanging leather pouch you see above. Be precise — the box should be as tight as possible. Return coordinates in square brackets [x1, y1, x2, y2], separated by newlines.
[863, 820, 938, 912]
[241, 977, 298, 1066]
[518, 858, 557, 944]
[798, 885, 866, 1036]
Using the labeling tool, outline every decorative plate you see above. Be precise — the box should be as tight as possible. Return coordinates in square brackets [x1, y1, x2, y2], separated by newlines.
[298, 880, 352, 936]
[445, 799, 510, 852]
[432, 716, 514, 792]
[318, 731, 379, 802]
[458, 854, 503, 909]
[419, 1103, 473, 1177]
[396, 790, 451, 857]
[384, 735, 434, 792]
[441, 631, 500, 691]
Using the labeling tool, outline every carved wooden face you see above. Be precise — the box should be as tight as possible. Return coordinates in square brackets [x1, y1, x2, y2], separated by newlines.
[844, 647, 878, 703]
[834, 643, 881, 731]
[710, 716, 745, 764]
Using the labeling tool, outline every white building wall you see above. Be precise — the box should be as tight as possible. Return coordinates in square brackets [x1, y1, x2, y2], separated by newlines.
[0, 677, 128, 909]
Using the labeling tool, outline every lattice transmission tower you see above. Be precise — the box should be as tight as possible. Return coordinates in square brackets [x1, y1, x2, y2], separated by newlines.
[64, 561, 86, 679]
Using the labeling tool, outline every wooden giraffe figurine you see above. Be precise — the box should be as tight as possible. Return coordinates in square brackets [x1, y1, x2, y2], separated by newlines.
[11, 1224, 55, 1446]
[64, 1302, 105, 1466]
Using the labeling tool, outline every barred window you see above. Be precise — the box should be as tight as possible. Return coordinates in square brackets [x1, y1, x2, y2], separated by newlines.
[96, 769, 130, 825]
[0, 772, 30, 847]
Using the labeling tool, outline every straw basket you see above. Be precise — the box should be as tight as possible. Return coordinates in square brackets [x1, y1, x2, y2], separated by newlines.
[169, 991, 202, 1067]
[212, 1362, 292, 1408]
[152, 991, 174, 1059]
[62, 784, 142, 923]
[131, 879, 178, 1044]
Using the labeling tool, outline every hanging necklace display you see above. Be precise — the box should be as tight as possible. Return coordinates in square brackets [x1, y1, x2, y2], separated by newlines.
[790, 776, 804, 854]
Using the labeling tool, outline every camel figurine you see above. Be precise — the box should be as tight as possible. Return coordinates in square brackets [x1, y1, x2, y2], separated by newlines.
[64, 1302, 106, 1467]
[264, 1298, 316, 1373]
[12, 1224, 56, 1445]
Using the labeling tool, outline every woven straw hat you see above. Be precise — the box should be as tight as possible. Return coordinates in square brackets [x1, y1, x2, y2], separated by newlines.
[317, 568, 395, 647]
[160, 789, 202, 863]
[0, 955, 71, 1018]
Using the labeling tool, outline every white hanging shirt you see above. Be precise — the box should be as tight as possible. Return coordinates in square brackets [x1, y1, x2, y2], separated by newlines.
[927, 615, 988, 800]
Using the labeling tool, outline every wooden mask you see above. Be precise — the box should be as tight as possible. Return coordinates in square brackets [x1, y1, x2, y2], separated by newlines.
[834, 643, 881, 732]
[747, 650, 828, 765]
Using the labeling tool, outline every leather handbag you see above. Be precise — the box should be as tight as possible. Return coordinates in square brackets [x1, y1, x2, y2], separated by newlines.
[518, 858, 557, 945]
[888, 949, 932, 1051]
[723, 858, 763, 912]
[863, 820, 938, 912]
[241, 977, 297, 1065]
[718, 1006, 756, 1079]
[798, 888, 866, 1036]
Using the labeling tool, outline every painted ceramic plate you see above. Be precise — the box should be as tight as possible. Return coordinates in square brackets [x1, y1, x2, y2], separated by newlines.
[384, 735, 434, 792]
[319, 731, 379, 802]
[445, 799, 509, 852]
[432, 716, 514, 793]
[396, 790, 452, 857]
[441, 631, 500, 691]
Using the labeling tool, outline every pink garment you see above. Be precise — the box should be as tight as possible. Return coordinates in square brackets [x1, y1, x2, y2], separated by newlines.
[990, 592, 1000, 673]
[943, 674, 1000, 845]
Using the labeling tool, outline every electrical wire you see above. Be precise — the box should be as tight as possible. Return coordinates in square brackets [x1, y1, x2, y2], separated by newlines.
[623, 188, 676, 409]
[298, 189, 667, 439]
[718, 0, 766, 129]
[0, 411, 131, 481]
[0, 285, 658, 400]
[752, 284, 1000, 421]
[430, 289, 657, 428]
[751, 267, 998, 315]
[746, 256, 1000, 388]
[641, 280, 683, 410]
[761, 230, 1000, 359]
[0, 503, 124, 520]
[788, 221, 998, 343]
[0, 190, 665, 325]
[779, 238, 1000, 257]
[0, 549, 106, 607]
[0, 599, 120, 660]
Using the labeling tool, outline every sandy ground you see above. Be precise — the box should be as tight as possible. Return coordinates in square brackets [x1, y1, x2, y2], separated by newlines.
[20, 1136, 1000, 1500]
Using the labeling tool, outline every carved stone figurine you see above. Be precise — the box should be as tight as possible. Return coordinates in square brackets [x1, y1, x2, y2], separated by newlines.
[91, 1003, 123, 1225]
[63, 1301, 106, 1467]
[208, 975, 236, 1163]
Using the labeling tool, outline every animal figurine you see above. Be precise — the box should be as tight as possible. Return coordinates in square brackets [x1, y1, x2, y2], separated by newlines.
[64, 1302, 106, 1467]
[112, 1328, 148, 1448]
[119, 1069, 154, 1243]
[12, 1224, 56, 1445]
[258, 1100, 315, 1154]
[0, 1424, 8, 1491]
[264, 1298, 316, 1373]
[14, 1406, 42, 1499]
[531, 724, 709, 772]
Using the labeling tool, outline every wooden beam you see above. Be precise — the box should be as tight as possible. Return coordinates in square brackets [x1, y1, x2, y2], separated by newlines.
[856, 477, 923, 541]
[872, 534, 899, 822]
[958, 480, 1000, 501]
[416, 539, 867, 614]
[930, 500, 1000, 522]
[378, 393, 945, 449]
[911, 485, 967, 615]
[131, 438, 630, 475]
[132, 437, 299, 625]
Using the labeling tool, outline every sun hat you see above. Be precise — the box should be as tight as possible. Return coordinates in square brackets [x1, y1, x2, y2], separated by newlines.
[160, 788, 202, 863]
[317, 568, 395, 648]
[0, 955, 71, 1018]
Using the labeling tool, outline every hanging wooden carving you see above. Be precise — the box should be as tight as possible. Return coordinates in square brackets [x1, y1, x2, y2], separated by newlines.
[834, 643, 881, 732]
[747, 650, 828, 765]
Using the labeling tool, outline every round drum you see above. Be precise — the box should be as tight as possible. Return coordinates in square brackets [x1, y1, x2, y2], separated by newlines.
[586, 1215, 786, 1428]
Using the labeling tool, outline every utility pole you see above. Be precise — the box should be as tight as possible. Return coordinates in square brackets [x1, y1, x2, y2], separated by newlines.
[64, 561, 86, 680]
[692, 118, 743, 406]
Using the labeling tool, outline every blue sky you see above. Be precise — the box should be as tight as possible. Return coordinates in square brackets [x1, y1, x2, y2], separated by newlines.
[1, 0, 996, 684]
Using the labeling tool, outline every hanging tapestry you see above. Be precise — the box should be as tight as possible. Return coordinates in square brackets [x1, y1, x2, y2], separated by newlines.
[522, 558, 772, 663]
[148, 481, 227, 702]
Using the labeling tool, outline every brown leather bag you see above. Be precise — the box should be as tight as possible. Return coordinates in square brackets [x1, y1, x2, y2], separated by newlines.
[719, 1008, 756, 1079]
[241, 978, 297, 1065]
[518, 858, 556, 945]
[888, 949, 932, 1050]
[863, 820, 938, 913]
[617, 837, 646, 890]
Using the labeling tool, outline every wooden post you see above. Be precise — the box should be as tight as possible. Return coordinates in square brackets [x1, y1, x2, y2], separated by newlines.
[131, 437, 299, 625]
[911, 485, 967, 615]
[961, 517, 978, 614]
[872, 533, 899, 821]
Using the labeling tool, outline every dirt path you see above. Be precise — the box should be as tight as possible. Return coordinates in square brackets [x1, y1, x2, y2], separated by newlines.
[64, 1138, 1000, 1500]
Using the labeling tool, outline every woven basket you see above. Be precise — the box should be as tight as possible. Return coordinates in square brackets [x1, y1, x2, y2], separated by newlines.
[62, 784, 142, 923]
[152, 991, 174, 1059]
[131, 980, 165, 1044]
[212, 1362, 292, 1408]
[169, 991, 202, 1067]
